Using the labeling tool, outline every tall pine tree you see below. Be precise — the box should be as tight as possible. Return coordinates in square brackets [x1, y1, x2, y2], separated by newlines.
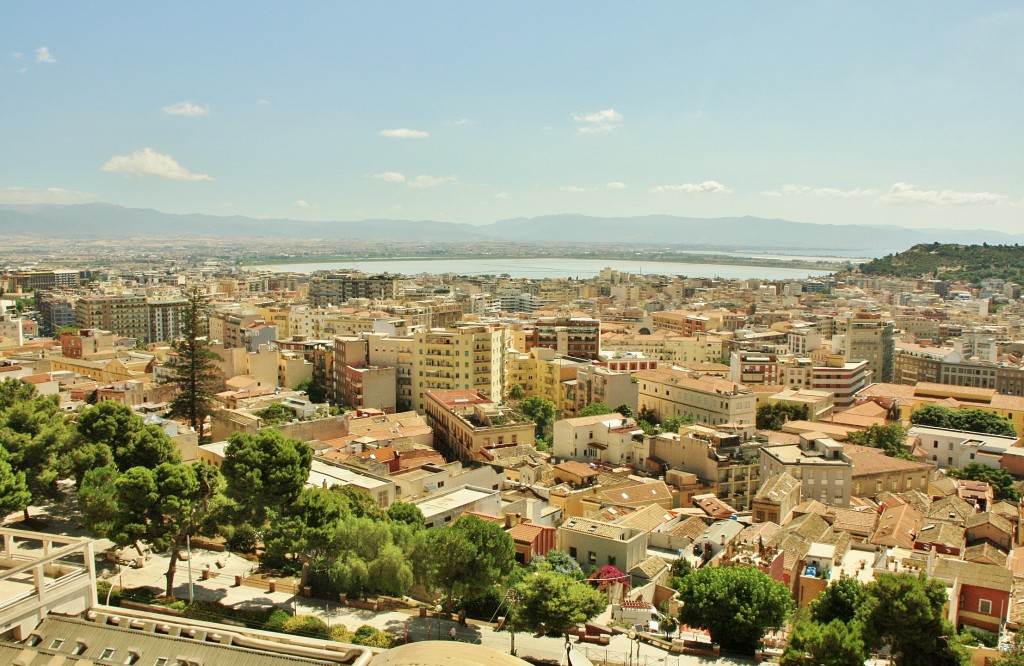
[166, 287, 221, 440]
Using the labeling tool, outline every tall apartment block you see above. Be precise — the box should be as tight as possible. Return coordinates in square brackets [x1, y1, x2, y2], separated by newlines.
[308, 273, 399, 307]
[35, 291, 78, 336]
[412, 324, 509, 413]
[840, 313, 895, 383]
[75, 293, 149, 342]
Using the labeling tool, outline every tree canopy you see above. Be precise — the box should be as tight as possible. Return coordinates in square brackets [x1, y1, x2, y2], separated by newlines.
[947, 463, 1020, 502]
[847, 424, 912, 460]
[676, 564, 793, 652]
[518, 396, 556, 436]
[97, 461, 225, 596]
[222, 429, 312, 523]
[910, 404, 1017, 438]
[513, 569, 606, 637]
[757, 402, 809, 431]
[427, 515, 515, 609]
[166, 286, 221, 439]
[579, 402, 614, 417]
[0, 387, 73, 517]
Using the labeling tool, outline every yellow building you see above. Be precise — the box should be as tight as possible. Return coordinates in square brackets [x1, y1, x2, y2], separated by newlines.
[412, 324, 509, 413]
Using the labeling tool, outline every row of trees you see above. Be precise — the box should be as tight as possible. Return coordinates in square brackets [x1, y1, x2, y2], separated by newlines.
[910, 404, 1017, 438]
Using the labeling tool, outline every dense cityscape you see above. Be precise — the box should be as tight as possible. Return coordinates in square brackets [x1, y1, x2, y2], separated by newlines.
[1, 249, 1024, 665]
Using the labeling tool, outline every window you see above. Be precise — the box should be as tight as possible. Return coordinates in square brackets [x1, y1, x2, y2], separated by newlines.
[101, 648, 117, 661]
[73, 643, 87, 656]
[569, 547, 578, 558]
[608, 556, 617, 566]
[588, 551, 597, 565]
[49, 639, 65, 650]
[979, 599, 993, 614]
[154, 660, 168, 666]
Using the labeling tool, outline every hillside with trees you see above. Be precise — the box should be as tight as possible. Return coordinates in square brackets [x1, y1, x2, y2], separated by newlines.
[856, 242, 1024, 285]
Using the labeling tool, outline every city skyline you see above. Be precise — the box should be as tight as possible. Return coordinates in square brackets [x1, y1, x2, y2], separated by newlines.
[2, 3, 1022, 233]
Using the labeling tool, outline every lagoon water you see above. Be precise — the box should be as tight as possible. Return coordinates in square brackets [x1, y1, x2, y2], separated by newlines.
[249, 257, 837, 280]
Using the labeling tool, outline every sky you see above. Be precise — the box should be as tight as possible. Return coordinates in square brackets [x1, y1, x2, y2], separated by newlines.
[2, 3, 1023, 233]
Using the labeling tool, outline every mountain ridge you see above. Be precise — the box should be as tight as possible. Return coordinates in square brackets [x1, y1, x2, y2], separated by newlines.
[1, 203, 1020, 255]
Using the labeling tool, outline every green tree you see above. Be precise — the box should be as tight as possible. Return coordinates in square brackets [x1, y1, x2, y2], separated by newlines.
[427, 515, 515, 609]
[77, 464, 121, 535]
[386, 501, 425, 528]
[757, 402, 809, 430]
[677, 565, 794, 653]
[222, 429, 312, 524]
[668, 557, 692, 591]
[847, 424, 912, 460]
[613, 403, 633, 418]
[295, 375, 328, 404]
[519, 396, 556, 436]
[0, 445, 31, 518]
[105, 461, 225, 597]
[781, 618, 868, 666]
[0, 392, 73, 518]
[166, 286, 221, 439]
[947, 463, 1020, 502]
[0, 378, 35, 412]
[911, 405, 1017, 437]
[858, 572, 967, 666]
[255, 402, 294, 426]
[579, 402, 614, 417]
[660, 413, 697, 433]
[531, 550, 585, 581]
[514, 569, 607, 637]
[809, 575, 865, 624]
[508, 383, 526, 400]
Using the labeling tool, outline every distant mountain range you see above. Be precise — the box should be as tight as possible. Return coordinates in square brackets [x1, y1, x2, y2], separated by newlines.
[2, 203, 1021, 256]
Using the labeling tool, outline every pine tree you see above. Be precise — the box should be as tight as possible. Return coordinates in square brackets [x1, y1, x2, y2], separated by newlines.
[166, 287, 221, 440]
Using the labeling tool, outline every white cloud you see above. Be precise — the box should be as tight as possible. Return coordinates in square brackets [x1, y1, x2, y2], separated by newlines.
[572, 108, 623, 134]
[449, 118, 470, 126]
[100, 148, 213, 181]
[0, 186, 98, 205]
[877, 182, 1011, 207]
[409, 174, 459, 188]
[606, 182, 626, 190]
[162, 101, 209, 117]
[371, 171, 407, 184]
[294, 200, 311, 208]
[379, 128, 430, 138]
[648, 180, 732, 194]
[257, 98, 270, 106]
[495, 191, 509, 199]
[12, 52, 23, 60]
[560, 185, 593, 193]
[763, 184, 880, 198]
[34, 46, 56, 63]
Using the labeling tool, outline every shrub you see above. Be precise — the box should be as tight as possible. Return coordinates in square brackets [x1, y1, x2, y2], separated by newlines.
[282, 615, 331, 640]
[352, 625, 396, 648]
[330, 624, 355, 643]
[263, 608, 292, 632]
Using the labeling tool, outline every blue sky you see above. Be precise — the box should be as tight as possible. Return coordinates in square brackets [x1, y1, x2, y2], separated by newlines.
[2, 3, 1022, 232]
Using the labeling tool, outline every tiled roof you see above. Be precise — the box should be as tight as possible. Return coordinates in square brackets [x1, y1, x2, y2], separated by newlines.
[630, 554, 669, 580]
[964, 543, 1008, 566]
[965, 511, 1014, 535]
[915, 522, 965, 549]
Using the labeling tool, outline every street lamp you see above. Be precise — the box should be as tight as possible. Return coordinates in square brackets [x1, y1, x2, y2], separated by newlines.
[627, 629, 641, 665]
